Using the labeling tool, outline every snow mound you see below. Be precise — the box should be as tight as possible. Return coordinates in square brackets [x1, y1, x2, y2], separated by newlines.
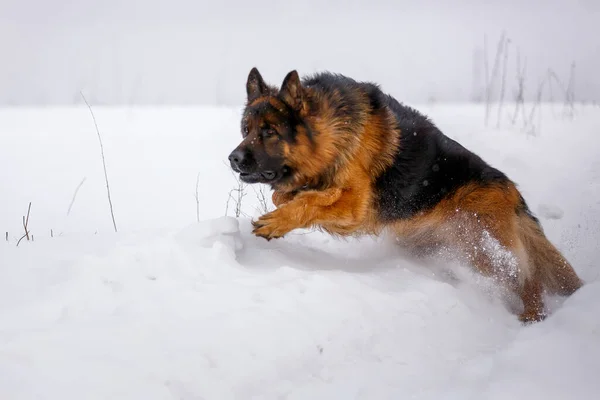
[2, 216, 600, 399]
[537, 203, 565, 220]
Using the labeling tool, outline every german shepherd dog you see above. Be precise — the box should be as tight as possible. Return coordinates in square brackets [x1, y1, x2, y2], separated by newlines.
[228, 67, 583, 323]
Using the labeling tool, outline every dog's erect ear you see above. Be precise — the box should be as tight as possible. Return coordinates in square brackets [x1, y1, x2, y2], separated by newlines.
[279, 70, 304, 110]
[246, 67, 269, 102]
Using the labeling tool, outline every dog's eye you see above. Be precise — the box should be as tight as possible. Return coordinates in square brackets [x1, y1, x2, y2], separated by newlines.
[262, 128, 277, 138]
[242, 126, 249, 137]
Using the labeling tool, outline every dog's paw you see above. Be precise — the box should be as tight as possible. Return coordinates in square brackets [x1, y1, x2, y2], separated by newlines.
[518, 309, 547, 325]
[251, 209, 295, 240]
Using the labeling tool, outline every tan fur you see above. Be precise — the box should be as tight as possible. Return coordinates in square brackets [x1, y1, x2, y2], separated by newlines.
[376, 181, 582, 322]
[518, 214, 583, 296]
[254, 107, 399, 239]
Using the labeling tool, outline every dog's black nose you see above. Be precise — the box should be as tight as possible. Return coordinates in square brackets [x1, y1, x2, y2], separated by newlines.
[228, 148, 246, 170]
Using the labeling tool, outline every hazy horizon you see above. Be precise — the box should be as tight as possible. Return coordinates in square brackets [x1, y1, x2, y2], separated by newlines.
[2, 0, 599, 106]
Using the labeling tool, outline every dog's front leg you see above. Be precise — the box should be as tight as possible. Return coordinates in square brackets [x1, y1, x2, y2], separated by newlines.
[252, 187, 366, 240]
[271, 190, 297, 208]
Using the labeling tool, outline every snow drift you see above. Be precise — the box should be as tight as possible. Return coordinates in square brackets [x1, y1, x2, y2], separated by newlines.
[1, 103, 599, 399]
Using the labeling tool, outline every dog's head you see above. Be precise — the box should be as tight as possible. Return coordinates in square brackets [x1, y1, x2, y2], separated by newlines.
[228, 67, 311, 189]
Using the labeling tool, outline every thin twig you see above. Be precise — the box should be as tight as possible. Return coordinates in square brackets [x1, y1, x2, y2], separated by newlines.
[194, 172, 201, 223]
[483, 34, 490, 124]
[80, 91, 118, 233]
[547, 68, 573, 118]
[16, 202, 32, 247]
[251, 185, 271, 214]
[547, 69, 558, 116]
[16, 235, 26, 246]
[67, 177, 87, 216]
[525, 76, 548, 136]
[484, 31, 506, 126]
[23, 202, 31, 240]
[563, 62, 576, 118]
[511, 48, 527, 125]
[497, 38, 510, 127]
[225, 167, 247, 218]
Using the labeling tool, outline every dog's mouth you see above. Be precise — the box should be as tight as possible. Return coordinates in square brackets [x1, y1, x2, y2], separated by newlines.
[239, 167, 290, 184]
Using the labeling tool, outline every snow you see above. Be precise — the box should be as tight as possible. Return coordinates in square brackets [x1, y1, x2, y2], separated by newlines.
[537, 203, 565, 220]
[1, 103, 599, 399]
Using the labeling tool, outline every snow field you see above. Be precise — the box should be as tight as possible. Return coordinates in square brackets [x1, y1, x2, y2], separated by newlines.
[1, 103, 599, 399]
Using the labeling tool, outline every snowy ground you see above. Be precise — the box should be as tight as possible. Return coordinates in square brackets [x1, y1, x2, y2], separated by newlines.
[1, 103, 599, 399]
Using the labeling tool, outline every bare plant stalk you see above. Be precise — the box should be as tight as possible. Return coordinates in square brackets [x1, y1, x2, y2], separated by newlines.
[252, 185, 270, 214]
[547, 67, 577, 121]
[225, 191, 232, 217]
[51, 229, 54, 238]
[235, 183, 245, 218]
[225, 170, 247, 218]
[547, 69, 568, 98]
[194, 172, 200, 223]
[80, 91, 118, 233]
[511, 48, 527, 125]
[259, 185, 269, 213]
[5, 232, 7, 242]
[483, 34, 490, 124]
[497, 38, 510, 127]
[16, 202, 32, 247]
[546, 69, 557, 116]
[484, 31, 506, 126]
[563, 62, 576, 118]
[525, 77, 548, 136]
[23, 202, 31, 240]
[67, 177, 87, 216]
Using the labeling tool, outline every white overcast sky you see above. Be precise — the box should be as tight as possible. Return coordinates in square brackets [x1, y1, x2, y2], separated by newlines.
[1, 0, 598, 105]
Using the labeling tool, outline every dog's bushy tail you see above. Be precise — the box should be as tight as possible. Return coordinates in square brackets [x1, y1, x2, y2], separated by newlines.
[518, 210, 583, 296]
